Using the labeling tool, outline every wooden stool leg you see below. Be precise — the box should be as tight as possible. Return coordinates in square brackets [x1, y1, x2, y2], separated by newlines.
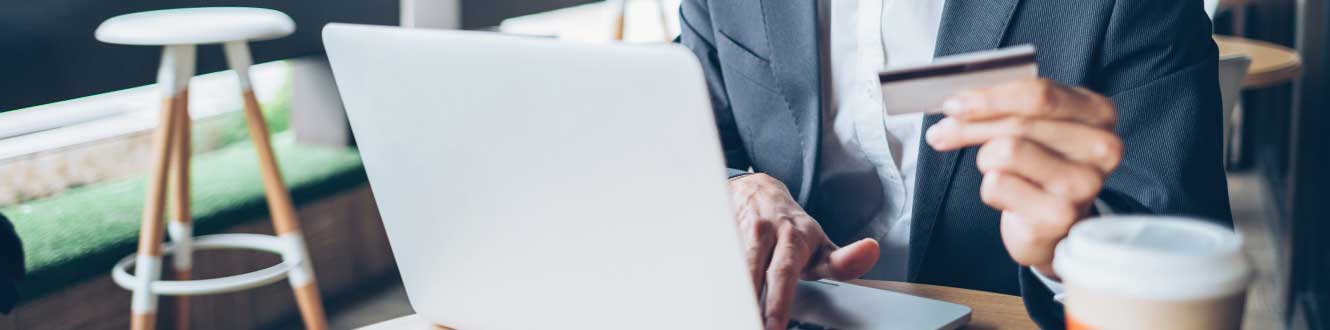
[610, 0, 626, 40]
[132, 44, 194, 330]
[167, 86, 194, 330]
[225, 41, 328, 330]
[131, 92, 176, 330]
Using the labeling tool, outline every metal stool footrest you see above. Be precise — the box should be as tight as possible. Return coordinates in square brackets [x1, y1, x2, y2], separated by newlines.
[112, 233, 302, 296]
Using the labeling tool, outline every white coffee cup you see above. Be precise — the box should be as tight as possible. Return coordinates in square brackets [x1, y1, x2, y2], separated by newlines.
[1053, 216, 1252, 330]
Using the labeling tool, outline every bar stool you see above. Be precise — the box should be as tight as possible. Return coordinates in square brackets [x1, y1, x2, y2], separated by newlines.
[96, 8, 327, 330]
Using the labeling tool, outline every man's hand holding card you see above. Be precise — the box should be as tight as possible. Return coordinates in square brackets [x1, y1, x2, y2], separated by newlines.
[886, 45, 1124, 279]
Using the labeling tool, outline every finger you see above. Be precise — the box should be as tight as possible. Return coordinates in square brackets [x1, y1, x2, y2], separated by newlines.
[976, 137, 1105, 203]
[764, 224, 811, 330]
[926, 117, 1123, 173]
[809, 238, 880, 280]
[741, 217, 777, 298]
[942, 79, 1116, 129]
[1000, 211, 1063, 269]
[980, 171, 1080, 239]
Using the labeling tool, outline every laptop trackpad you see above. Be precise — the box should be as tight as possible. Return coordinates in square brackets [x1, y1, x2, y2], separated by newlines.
[789, 280, 972, 330]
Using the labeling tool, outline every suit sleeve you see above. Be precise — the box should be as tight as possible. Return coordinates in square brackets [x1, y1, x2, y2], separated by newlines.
[1018, 0, 1228, 328]
[677, 0, 753, 179]
[1090, 0, 1229, 223]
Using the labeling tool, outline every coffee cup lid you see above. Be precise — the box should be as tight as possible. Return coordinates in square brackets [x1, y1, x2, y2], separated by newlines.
[1054, 216, 1252, 300]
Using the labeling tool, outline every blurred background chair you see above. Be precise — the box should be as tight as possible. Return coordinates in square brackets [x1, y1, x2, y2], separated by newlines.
[1218, 56, 1252, 167]
[96, 8, 327, 330]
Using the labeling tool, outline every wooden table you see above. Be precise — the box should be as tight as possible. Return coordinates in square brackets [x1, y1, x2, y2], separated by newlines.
[355, 280, 1038, 330]
[1215, 35, 1304, 89]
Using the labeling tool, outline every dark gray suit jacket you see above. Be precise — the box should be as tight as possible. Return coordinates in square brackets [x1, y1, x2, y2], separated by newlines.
[676, 0, 1232, 328]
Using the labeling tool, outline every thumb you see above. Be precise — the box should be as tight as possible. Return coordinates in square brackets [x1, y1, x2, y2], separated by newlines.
[810, 238, 880, 280]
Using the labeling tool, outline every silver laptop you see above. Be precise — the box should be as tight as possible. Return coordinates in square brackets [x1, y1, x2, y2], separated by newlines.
[323, 23, 971, 330]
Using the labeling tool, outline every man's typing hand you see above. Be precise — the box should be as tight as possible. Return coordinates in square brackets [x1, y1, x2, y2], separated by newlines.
[728, 173, 880, 330]
[925, 78, 1123, 280]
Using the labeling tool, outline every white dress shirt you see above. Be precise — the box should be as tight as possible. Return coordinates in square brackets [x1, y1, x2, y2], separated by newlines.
[815, 0, 1064, 297]
[816, 0, 943, 282]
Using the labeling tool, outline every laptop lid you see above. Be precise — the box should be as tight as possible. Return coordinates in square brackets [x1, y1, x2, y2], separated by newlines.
[323, 24, 761, 330]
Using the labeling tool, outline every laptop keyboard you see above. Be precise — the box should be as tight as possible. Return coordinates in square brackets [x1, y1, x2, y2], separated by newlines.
[787, 319, 836, 330]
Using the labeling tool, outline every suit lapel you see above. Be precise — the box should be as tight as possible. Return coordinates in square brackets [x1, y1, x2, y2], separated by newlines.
[760, 0, 822, 205]
[907, 0, 1021, 281]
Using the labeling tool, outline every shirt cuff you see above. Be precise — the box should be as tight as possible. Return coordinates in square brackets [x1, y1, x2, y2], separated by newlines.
[1093, 198, 1115, 215]
[1031, 266, 1067, 303]
[728, 172, 757, 181]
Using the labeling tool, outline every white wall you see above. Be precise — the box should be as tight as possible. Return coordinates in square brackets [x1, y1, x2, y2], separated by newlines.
[401, 0, 461, 29]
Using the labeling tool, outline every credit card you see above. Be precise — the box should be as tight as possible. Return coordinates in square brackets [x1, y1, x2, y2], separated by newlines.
[879, 44, 1038, 115]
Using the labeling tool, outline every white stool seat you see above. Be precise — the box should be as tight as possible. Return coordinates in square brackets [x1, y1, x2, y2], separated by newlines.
[96, 7, 294, 46]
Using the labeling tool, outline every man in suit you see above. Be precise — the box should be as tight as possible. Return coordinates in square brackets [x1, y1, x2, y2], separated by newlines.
[676, 0, 1231, 328]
